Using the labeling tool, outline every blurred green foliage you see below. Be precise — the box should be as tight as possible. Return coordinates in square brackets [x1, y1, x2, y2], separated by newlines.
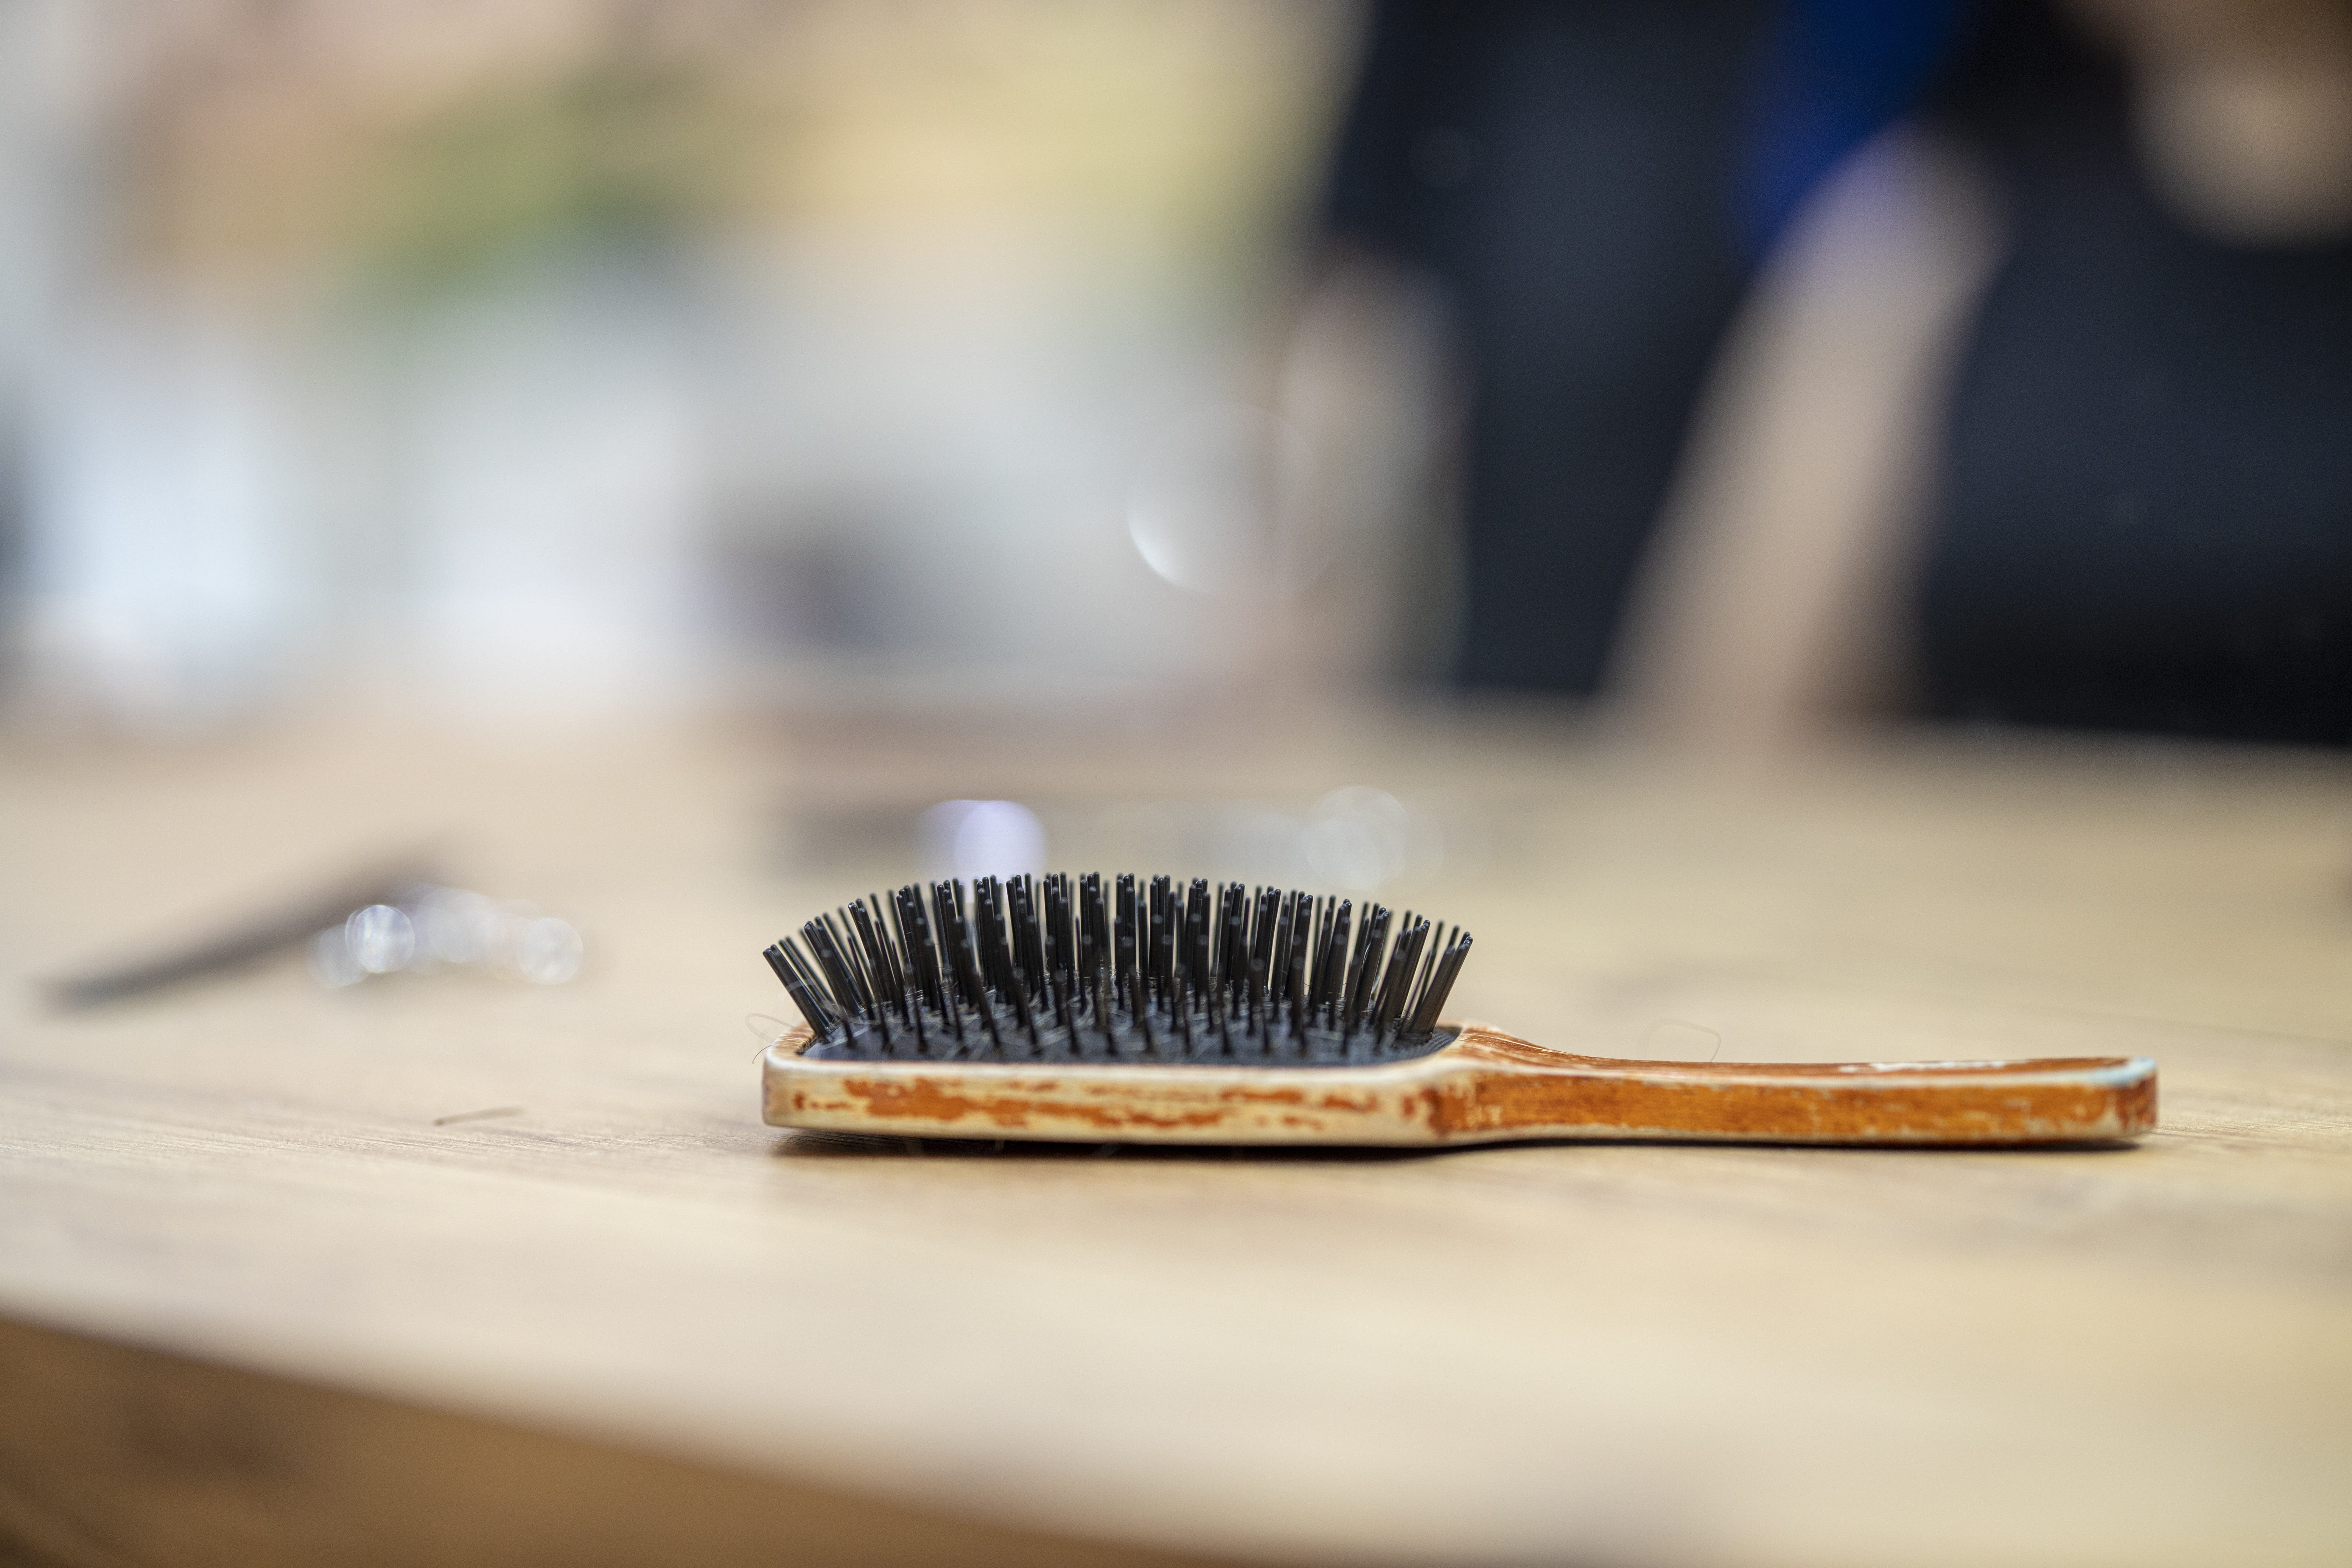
[358, 53, 739, 302]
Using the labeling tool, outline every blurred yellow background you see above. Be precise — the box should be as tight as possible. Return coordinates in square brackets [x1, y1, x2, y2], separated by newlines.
[2, 0, 1391, 732]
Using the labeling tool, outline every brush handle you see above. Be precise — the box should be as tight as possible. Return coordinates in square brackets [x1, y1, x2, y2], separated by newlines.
[764, 1022, 2157, 1146]
[1449, 1027, 2157, 1145]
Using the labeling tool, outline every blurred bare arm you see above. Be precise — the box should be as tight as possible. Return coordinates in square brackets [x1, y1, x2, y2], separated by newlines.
[1611, 130, 2004, 753]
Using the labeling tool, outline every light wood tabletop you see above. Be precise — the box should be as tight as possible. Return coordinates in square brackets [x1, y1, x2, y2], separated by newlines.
[4, 705, 2349, 1566]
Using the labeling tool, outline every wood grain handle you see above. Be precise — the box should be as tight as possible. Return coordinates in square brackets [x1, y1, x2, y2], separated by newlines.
[1452, 1028, 2158, 1145]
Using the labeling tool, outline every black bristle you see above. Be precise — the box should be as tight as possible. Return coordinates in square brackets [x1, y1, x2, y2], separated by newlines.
[846, 901, 892, 1009]
[1114, 874, 1138, 1000]
[1303, 899, 1328, 1014]
[1406, 922, 1443, 1027]
[824, 912, 868, 1016]
[774, 875, 1470, 1066]
[1151, 878, 1176, 1013]
[1284, 896, 1311, 1041]
[882, 895, 912, 1004]
[1371, 918, 1427, 1035]
[1408, 932, 1471, 1037]
[764, 939, 836, 1040]
[1266, 890, 1294, 1005]
[1318, 901, 1351, 1024]
[800, 919, 859, 1021]
[935, 882, 983, 1014]
[1343, 905, 1389, 1034]
[1233, 886, 1251, 997]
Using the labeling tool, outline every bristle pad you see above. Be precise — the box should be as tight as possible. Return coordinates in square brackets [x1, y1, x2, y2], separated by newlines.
[764, 875, 1471, 1066]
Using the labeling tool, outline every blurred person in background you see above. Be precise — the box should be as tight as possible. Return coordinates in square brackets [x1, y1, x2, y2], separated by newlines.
[1321, 0, 2352, 748]
[1318, 0, 1780, 695]
[9, 0, 2346, 750]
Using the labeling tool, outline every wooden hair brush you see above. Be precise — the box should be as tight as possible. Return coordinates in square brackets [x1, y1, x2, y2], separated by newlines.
[760, 874, 2156, 1147]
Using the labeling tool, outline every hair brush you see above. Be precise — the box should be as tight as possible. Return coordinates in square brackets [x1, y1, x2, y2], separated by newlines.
[759, 874, 2156, 1147]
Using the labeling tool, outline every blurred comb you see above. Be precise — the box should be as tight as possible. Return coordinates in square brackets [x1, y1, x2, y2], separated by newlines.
[759, 874, 2156, 1147]
[41, 852, 438, 1010]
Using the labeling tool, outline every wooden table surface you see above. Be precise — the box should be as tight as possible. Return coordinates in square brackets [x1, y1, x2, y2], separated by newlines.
[4, 707, 2350, 1567]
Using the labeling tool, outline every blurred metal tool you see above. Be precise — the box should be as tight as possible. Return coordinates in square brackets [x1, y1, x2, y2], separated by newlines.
[42, 855, 441, 1011]
[307, 885, 584, 989]
[44, 860, 586, 1009]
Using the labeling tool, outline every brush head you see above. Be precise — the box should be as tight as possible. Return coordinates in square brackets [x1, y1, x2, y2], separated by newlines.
[762, 873, 1470, 1068]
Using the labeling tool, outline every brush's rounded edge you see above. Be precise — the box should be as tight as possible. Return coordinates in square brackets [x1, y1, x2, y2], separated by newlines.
[760, 1021, 1491, 1145]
